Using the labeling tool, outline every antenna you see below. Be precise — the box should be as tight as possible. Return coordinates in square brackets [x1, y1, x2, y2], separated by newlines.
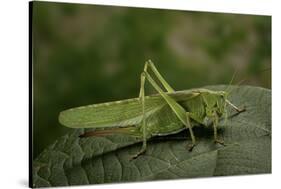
[225, 70, 238, 93]
[225, 66, 271, 95]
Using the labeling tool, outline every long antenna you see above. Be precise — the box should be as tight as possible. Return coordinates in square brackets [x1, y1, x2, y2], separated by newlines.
[225, 66, 271, 94]
[226, 79, 247, 95]
[225, 70, 238, 93]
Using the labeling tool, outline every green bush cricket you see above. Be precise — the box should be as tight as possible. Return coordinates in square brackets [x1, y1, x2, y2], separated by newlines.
[59, 60, 245, 159]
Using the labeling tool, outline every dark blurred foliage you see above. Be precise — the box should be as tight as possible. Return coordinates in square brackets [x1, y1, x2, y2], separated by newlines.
[32, 2, 271, 158]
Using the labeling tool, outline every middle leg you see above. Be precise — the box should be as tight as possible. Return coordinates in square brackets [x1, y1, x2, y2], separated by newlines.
[185, 112, 196, 151]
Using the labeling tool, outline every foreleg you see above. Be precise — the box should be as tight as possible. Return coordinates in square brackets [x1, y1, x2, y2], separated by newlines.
[213, 112, 225, 145]
[226, 99, 245, 113]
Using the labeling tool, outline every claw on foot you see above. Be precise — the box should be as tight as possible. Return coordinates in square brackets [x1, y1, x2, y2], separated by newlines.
[214, 139, 225, 146]
[187, 143, 196, 151]
[129, 150, 146, 161]
[238, 106, 246, 113]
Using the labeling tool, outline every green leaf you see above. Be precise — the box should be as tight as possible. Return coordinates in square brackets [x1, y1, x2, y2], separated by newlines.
[32, 85, 271, 187]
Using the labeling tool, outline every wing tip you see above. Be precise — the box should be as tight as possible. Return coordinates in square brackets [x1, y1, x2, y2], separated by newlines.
[58, 111, 75, 128]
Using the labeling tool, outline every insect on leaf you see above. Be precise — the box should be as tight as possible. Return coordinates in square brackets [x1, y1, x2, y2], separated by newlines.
[34, 85, 271, 187]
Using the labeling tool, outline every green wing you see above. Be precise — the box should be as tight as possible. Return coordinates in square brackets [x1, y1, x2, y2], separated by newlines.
[59, 90, 198, 128]
[59, 96, 164, 128]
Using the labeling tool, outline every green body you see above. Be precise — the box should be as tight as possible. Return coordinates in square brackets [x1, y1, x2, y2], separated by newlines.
[59, 60, 243, 158]
[60, 89, 227, 138]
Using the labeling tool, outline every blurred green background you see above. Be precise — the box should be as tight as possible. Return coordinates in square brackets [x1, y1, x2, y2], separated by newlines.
[32, 2, 271, 158]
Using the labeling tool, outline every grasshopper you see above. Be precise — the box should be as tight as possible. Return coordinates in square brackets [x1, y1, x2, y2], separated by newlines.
[59, 60, 245, 159]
